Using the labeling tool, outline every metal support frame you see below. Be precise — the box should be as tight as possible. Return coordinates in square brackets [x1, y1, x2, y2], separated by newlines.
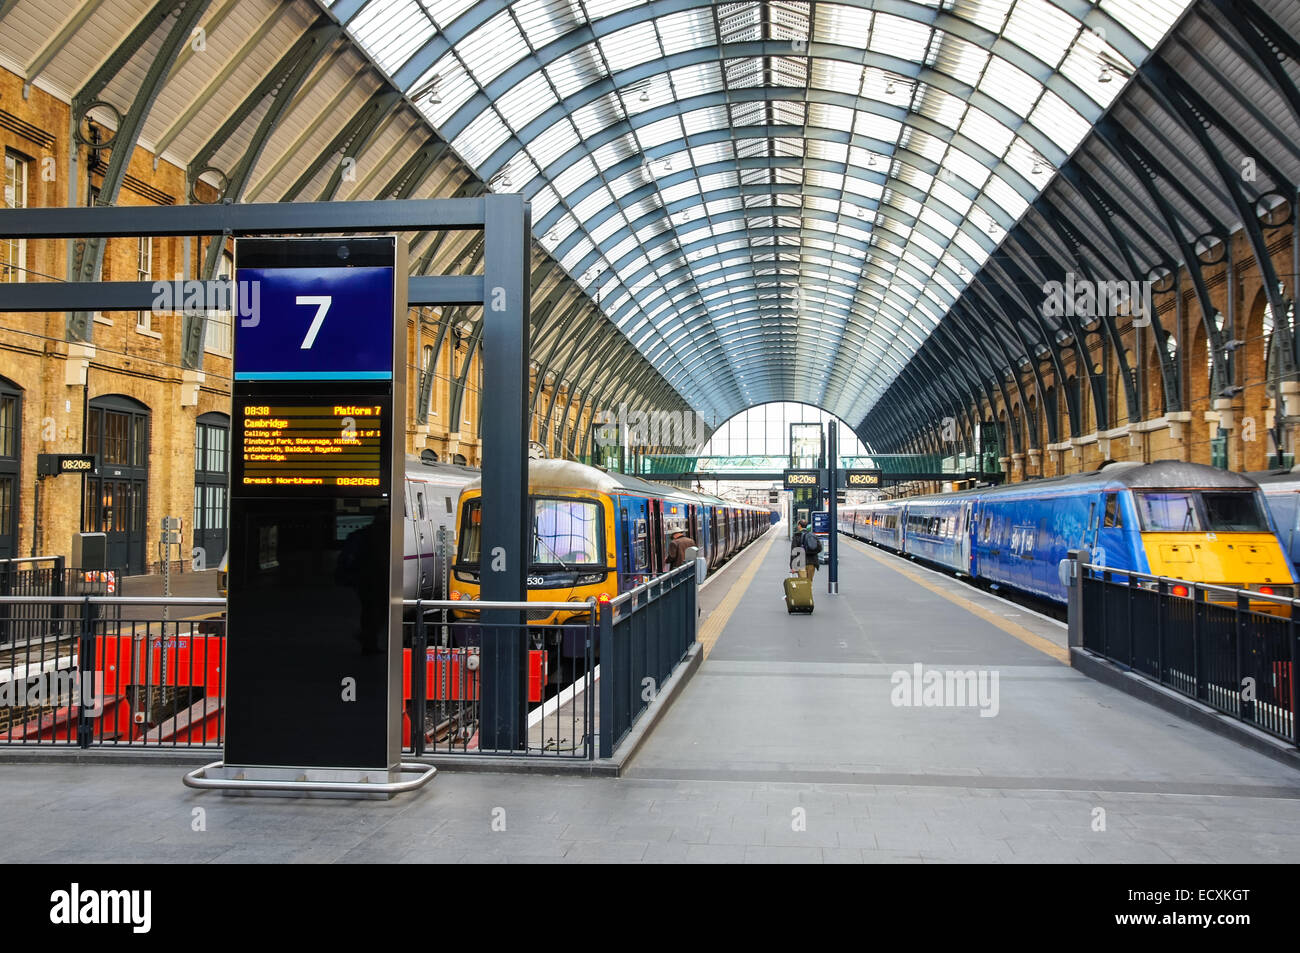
[860, 0, 1300, 454]
[183, 761, 437, 797]
[0, 195, 532, 755]
[179, 20, 344, 368]
[68, 0, 213, 343]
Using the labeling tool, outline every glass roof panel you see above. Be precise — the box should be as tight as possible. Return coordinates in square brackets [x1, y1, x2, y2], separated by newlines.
[349, 0, 436, 76]
[342, 0, 1196, 423]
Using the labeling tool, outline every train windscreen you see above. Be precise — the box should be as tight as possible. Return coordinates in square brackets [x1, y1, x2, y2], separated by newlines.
[1135, 491, 1269, 532]
[456, 499, 481, 564]
[1200, 492, 1269, 532]
[456, 497, 604, 568]
[532, 498, 603, 567]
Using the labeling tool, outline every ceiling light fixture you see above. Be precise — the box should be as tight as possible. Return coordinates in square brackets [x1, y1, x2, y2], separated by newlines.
[411, 74, 442, 105]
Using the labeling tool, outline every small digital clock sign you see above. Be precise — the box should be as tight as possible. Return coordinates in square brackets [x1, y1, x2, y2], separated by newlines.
[234, 396, 389, 497]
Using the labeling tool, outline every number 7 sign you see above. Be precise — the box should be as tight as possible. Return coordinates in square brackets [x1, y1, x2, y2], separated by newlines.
[296, 295, 331, 349]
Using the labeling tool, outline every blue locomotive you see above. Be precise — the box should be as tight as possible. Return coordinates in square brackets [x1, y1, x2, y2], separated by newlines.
[839, 461, 1294, 607]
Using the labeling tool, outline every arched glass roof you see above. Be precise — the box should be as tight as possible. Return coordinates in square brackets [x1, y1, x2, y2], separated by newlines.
[329, 0, 1192, 424]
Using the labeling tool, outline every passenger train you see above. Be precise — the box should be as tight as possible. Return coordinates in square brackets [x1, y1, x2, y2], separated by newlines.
[450, 460, 771, 629]
[400, 455, 480, 600]
[838, 461, 1295, 608]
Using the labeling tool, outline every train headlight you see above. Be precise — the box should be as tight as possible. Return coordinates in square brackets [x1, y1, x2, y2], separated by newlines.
[1250, 583, 1291, 598]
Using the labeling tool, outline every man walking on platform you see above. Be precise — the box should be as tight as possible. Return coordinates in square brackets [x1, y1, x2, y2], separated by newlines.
[794, 518, 821, 581]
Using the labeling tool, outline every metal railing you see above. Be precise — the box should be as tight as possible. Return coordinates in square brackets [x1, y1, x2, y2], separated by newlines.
[402, 598, 596, 758]
[1075, 562, 1298, 744]
[0, 557, 118, 644]
[0, 594, 224, 746]
[0, 573, 701, 757]
[598, 561, 698, 757]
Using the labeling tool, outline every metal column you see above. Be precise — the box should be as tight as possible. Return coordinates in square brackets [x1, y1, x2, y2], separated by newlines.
[479, 193, 531, 751]
[827, 421, 838, 596]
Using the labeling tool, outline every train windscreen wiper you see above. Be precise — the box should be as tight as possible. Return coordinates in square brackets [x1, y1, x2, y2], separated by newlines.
[532, 523, 570, 571]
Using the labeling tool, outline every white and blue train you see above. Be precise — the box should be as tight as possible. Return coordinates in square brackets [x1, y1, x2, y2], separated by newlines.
[839, 460, 1295, 607]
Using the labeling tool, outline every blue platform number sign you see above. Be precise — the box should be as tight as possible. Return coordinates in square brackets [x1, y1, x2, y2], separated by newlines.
[234, 266, 395, 381]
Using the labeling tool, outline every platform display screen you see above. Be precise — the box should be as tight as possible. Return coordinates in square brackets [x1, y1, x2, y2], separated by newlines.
[234, 396, 390, 497]
[226, 237, 404, 773]
[843, 469, 883, 488]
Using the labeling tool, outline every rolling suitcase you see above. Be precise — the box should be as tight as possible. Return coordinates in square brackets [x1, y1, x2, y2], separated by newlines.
[784, 575, 814, 614]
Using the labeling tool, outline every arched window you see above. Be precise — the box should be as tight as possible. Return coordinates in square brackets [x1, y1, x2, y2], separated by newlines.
[0, 376, 20, 558]
[194, 412, 230, 566]
[84, 395, 149, 574]
[453, 453, 468, 466]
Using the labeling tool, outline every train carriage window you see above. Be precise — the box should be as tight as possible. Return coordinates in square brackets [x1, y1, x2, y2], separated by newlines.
[416, 491, 426, 520]
[445, 496, 453, 514]
[1103, 493, 1122, 528]
[634, 518, 648, 570]
[981, 515, 992, 542]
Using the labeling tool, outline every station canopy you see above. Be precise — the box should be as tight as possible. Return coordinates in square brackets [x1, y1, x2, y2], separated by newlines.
[331, 0, 1192, 425]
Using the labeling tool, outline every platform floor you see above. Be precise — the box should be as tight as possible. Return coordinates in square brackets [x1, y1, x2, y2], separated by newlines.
[3, 528, 1300, 863]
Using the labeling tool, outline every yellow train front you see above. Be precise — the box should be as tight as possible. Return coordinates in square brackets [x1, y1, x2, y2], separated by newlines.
[449, 460, 768, 666]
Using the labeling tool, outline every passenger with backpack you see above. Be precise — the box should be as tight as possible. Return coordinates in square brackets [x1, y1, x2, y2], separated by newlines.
[784, 519, 817, 614]
[796, 518, 822, 581]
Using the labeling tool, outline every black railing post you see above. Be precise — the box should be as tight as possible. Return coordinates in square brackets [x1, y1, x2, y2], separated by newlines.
[1236, 591, 1251, 724]
[681, 569, 691, 661]
[411, 601, 426, 757]
[587, 598, 597, 760]
[76, 596, 98, 749]
[599, 598, 613, 758]
[53, 556, 65, 634]
[1152, 574, 1162, 684]
[1290, 601, 1299, 746]
[1192, 585, 1203, 702]
[1066, 550, 1082, 650]
[0, 559, 10, 644]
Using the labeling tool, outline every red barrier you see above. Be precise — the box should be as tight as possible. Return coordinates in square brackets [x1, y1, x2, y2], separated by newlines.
[401, 647, 547, 703]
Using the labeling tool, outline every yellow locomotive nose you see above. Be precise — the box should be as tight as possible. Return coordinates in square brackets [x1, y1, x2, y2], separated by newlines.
[1142, 532, 1295, 614]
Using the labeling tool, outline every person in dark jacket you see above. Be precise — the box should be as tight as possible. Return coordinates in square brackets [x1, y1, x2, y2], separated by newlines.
[793, 519, 820, 581]
[665, 528, 697, 570]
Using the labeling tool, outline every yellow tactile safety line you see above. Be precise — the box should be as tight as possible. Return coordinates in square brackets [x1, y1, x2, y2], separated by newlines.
[697, 531, 779, 659]
[842, 536, 1071, 665]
